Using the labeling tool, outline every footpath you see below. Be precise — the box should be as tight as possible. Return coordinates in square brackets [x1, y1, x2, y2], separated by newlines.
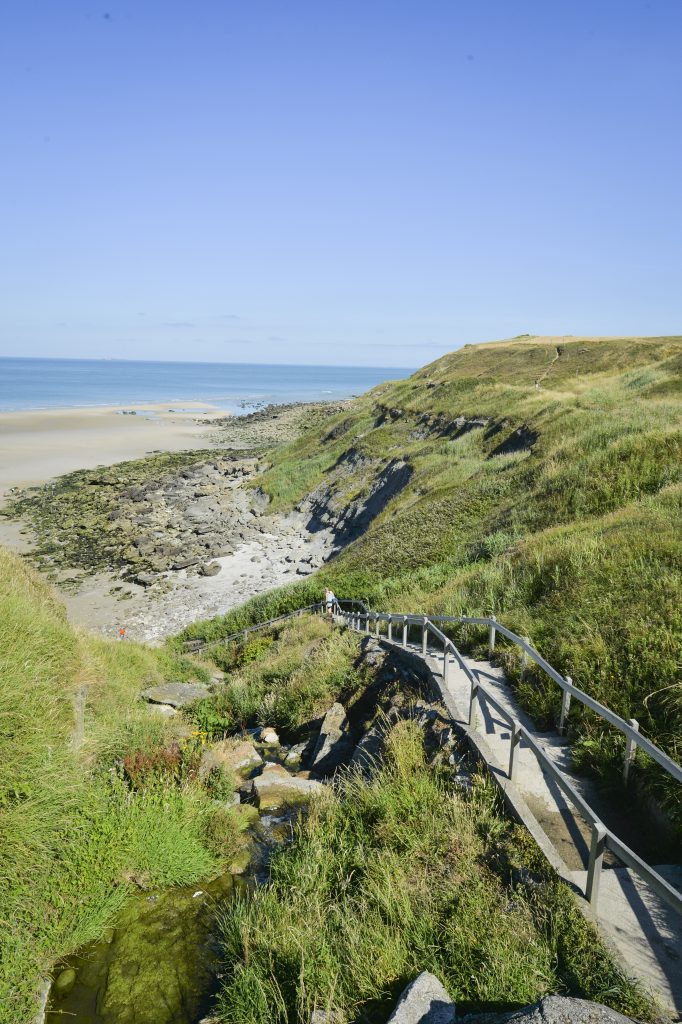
[409, 641, 682, 1019]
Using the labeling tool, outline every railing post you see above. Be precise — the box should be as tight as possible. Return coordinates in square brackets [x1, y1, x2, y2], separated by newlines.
[488, 615, 497, 659]
[375, 615, 380, 637]
[623, 719, 640, 786]
[387, 615, 393, 642]
[468, 680, 479, 728]
[521, 637, 530, 678]
[586, 823, 607, 910]
[422, 617, 428, 656]
[559, 679, 572, 735]
[73, 685, 88, 751]
[442, 640, 449, 685]
[508, 722, 521, 783]
[402, 617, 408, 649]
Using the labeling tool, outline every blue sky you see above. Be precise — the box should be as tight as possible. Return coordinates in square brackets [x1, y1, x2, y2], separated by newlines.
[1, 1, 680, 367]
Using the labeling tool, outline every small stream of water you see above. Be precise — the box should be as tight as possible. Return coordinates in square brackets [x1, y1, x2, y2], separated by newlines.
[45, 760, 302, 1024]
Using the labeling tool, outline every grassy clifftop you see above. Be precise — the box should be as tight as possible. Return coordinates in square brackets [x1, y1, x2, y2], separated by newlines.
[192, 336, 681, 816]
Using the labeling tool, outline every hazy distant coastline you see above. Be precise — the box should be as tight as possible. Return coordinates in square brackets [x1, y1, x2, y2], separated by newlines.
[0, 357, 410, 413]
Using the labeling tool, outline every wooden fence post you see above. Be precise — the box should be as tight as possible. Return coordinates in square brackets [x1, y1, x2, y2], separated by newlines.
[402, 618, 408, 648]
[559, 679, 572, 735]
[443, 639, 449, 685]
[489, 615, 497, 659]
[422, 618, 428, 656]
[521, 637, 530, 678]
[623, 719, 640, 786]
[387, 616, 393, 642]
[586, 823, 607, 910]
[508, 722, 521, 783]
[468, 681, 479, 728]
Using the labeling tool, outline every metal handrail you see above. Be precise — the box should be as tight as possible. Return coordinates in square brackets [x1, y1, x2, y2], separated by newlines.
[350, 610, 682, 786]
[182, 599, 368, 652]
[341, 607, 682, 917]
[178, 597, 681, 916]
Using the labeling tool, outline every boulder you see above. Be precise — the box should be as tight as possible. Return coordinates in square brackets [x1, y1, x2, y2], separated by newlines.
[258, 726, 280, 745]
[135, 572, 158, 587]
[53, 968, 77, 999]
[350, 725, 384, 772]
[310, 1012, 344, 1024]
[147, 703, 177, 718]
[198, 561, 221, 577]
[199, 739, 263, 778]
[171, 555, 201, 570]
[483, 997, 637, 1024]
[252, 764, 324, 810]
[284, 741, 308, 766]
[311, 703, 354, 775]
[387, 972, 455, 1024]
[141, 682, 210, 708]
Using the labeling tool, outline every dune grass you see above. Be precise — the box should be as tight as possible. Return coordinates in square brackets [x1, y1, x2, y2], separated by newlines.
[185, 614, 366, 739]
[0, 547, 240, 1024]
[181, 336, 682, 824]
[214, 721, 653, 1024]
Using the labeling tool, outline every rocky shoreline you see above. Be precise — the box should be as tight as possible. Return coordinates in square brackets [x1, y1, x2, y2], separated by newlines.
[1, 402, 349, 640]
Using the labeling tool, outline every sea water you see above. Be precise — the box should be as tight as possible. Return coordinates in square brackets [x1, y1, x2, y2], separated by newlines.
[0, 357, 411, 413]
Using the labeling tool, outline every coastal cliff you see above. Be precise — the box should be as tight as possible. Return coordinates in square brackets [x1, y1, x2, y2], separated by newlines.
[2, 336, 680, 1024]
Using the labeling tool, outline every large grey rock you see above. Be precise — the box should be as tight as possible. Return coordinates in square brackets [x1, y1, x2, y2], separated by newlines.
[141, 682, 210, 707]
[311, 703, 354, 775]
[199, 739, 262, 778]
[485, 997, 637, 1024]
[461, 997, 638, 1024]
[350, 724, 384, 772]
[198, 561, 221, 576]
[387, 972, 455, 1024]
[253, 763, 324, 810]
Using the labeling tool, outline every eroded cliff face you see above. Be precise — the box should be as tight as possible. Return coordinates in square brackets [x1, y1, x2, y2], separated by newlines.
[298, 452, 413, 552]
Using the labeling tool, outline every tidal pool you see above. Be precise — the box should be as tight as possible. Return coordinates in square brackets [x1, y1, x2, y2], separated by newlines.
[45, 872, 238, 1024]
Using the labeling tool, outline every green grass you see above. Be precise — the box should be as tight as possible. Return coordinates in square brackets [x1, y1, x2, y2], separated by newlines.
[214, 721, 653, 1024]
[186, 615, 366, 738]
[182, 336, 681, 825]
[0, 546, 241, 1024]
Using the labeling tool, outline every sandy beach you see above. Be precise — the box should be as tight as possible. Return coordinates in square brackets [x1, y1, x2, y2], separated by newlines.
[0, 402, 223, 495]
[0, 400, 336, 641]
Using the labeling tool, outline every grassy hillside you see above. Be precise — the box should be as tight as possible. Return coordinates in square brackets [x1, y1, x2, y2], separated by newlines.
[215, 720, 651, 1023]
[0, 547, 244, 1024]
[184, 336, 682, 820]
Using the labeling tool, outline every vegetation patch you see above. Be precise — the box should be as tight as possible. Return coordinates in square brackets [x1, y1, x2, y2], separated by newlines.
[186, 615, 367, 739]
[0, 547, 242, 1024]
[189, 336, 681, 824]
[214, 721, 653, 1024]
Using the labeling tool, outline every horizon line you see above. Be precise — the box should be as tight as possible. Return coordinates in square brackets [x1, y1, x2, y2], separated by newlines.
[0, 354, 416, 371]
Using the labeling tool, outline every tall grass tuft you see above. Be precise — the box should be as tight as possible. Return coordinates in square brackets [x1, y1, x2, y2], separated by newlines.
[215, 722, 653, 1024]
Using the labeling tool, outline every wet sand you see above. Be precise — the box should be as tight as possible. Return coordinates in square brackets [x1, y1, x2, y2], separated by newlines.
[0, 402, 224, 494]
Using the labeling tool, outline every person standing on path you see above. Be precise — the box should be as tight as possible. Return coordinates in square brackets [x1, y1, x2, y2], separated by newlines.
[325, 588, 337, 617]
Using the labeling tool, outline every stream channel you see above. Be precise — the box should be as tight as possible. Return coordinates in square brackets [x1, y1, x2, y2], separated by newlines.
[44, 745, 304, 1024]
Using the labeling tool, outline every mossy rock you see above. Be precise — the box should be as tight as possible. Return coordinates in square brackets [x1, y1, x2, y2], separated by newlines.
[229, 847, 252, 874]
[53, 967, 77, 998]
[47, 878, 235, 1024]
